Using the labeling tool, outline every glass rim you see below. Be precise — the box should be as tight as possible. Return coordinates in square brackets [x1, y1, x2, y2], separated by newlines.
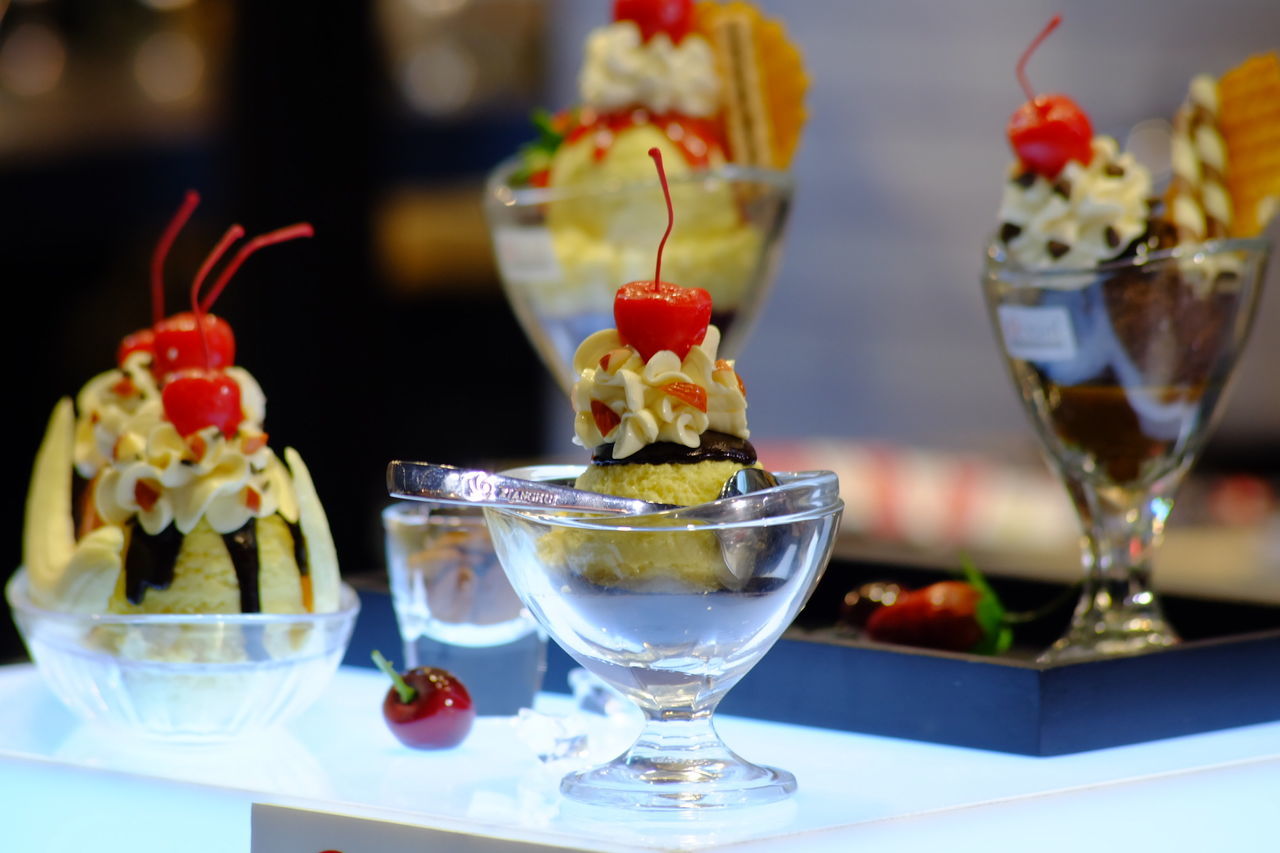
[6, 568, 360, 628]
[984, 235, 1272, 280]
[485, 466, 843, 531]
[483, 154, 795, 210]
[382, 500, 487, 525]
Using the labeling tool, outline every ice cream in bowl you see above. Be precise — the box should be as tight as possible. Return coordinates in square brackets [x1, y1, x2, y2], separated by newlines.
[398, 150, 842, 808]
[9, 193, 358, 742]
[484, 0, 806, 393]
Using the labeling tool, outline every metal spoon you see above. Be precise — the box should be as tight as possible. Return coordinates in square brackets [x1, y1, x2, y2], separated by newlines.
[386, 461, 778, 514]
[387, 460, 783, 591]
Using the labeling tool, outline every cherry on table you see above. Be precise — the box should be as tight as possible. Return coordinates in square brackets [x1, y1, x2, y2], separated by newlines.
[373, 650, 475, 750]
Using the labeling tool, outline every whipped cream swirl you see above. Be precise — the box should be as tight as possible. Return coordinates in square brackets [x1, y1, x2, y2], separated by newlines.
[997, 136, 1152, 269]
[73, 351, 297, 536]
[572, 324, 748, 460]
[579, 21, 720, 118]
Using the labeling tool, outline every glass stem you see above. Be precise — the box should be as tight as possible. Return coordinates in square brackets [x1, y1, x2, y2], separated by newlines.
[624, 705, 733, 773]
[1047, 479, 1181, 660]
[1082, 486, 1171, 611]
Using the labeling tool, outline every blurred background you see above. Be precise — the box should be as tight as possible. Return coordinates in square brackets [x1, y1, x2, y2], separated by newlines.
[4, 0, 1280, 657]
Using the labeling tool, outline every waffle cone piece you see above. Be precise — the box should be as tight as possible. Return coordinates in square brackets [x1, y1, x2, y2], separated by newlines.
[1165, 74, 1233, 242]
[695, 1, 808, 168]
[1218, 52, 1280, 237]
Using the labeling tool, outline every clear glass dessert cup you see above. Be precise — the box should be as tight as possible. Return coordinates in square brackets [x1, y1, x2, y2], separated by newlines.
[982, 237, 1270, 663]
[483, 465, 842, 809]
[483, 158, 794, 394]
[6, 568, 360, 743]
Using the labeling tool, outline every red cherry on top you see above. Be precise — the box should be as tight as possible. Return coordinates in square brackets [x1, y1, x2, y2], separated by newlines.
[151, 311, 236, 378]
[117, 329, 156, 367]
[161, 368, 243, 437]
[1005, 15, 1093, 178]
[615, 280, 712, 361]
[613, 0, 694, 42]
[612, 146, 713, 361]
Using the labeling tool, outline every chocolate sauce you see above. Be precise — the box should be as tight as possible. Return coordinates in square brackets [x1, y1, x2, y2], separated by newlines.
[221, 520, 262, 614]
[124, 523, 184, 605]
[592, 430, 757, 466]
[286, 520, 310, 577]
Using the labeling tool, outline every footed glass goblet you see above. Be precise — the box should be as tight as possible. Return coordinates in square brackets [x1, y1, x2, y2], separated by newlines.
[982, 238, 1269, 662]
[483, 466, 842, 809]
[483, 159, 793, 394]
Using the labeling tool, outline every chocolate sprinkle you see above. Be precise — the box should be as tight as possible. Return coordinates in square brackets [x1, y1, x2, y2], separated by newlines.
[999, 222, 1022, 243]
[1053, 179, 1072, 199]
[1105, 226, 1121, 248]
[592, 430, 757, 466]
[1013, 171, 1037, 189]
[1047, 240, 1071, 259]
[1104, 163, 1126, 178]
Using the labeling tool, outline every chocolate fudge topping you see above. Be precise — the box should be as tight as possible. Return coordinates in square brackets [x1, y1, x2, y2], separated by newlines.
[591, 430, 757, 466]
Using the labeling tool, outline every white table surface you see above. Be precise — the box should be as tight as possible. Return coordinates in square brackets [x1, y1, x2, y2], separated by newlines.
[1, 662, 1278, 852]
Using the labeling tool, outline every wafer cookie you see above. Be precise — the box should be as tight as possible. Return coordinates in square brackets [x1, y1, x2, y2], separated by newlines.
[695, 1, 808, 168]
[1166, 74, 1233, 242]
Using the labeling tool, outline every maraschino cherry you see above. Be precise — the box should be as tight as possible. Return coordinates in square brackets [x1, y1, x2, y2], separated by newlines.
[613, 0, 694, 43]
[613, 147, 712, 362]
[150, 221, 315, 379]
[372, 650, 475, 750]
[1005, 15, 1093, 178]
[161, 228, 247, 438]
[151, 224, 244, 379]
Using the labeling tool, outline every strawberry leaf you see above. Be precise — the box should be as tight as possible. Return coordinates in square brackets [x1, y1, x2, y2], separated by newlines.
[961, 556, 1013, 655]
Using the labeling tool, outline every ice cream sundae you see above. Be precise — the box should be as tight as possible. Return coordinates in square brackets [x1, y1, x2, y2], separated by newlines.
[21, 192, 340, 624]
[983, 19, 1274, 660]
[487, 0, 805, 391]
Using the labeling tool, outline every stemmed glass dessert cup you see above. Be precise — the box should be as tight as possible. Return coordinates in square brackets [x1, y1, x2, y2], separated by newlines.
[982, 238, 1270, 663]
[482, 465, 842, 809]
[483, 158, 794, 394]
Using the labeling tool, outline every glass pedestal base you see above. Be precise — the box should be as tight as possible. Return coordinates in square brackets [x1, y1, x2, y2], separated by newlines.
[1039, 606, 1179, 664]
[560, 752, 796, 810]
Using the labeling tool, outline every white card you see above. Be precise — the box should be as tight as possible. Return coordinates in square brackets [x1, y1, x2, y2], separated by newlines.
[492, 226, 563, 284]
[251, 803, 581, 853]
[997, 304, 1078, 362]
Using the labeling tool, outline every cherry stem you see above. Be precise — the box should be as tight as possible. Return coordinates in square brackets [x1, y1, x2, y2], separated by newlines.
[648, 146, 673, 292]
[371, 649, 417, 704]
[1016, 14, 1061, 111]
[151, 190, 201, 326]
[199, 223, 315, 313]
[189, 224, 245, 370]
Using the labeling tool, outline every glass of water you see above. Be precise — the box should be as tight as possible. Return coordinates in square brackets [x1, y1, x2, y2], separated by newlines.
[382, 501, 547, 715]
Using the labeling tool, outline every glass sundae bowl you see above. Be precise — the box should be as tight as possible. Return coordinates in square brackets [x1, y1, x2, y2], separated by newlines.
[482, 465, 842, 809]
[982, 238, 1270, 662]
[483, 159, 793, 394]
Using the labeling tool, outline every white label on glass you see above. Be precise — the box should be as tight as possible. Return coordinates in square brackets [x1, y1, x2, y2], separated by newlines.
[492, 226, 563, 284]
[997, 304, 1077, 362]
